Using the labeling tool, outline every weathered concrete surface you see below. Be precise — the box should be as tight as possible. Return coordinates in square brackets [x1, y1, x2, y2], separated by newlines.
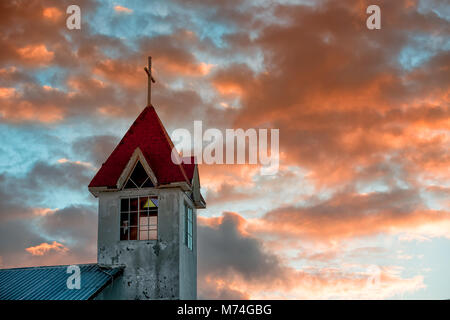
[94, 187, 196, 300]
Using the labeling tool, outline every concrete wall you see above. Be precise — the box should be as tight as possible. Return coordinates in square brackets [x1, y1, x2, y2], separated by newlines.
[94, 187, 196, 300]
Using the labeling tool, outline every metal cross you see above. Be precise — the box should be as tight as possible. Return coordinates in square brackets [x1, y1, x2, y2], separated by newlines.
[144, 56, 156, 106]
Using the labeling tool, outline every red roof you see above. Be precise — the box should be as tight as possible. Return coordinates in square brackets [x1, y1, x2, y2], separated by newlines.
[182, 156, 196, 182]
[89, 105, 190, 188]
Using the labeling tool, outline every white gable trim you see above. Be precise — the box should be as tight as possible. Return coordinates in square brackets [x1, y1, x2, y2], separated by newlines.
[88, 186, 108, 198]
[116, 147, 158, 190]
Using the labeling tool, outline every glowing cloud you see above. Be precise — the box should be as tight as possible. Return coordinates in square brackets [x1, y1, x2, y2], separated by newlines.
[26, 241, 69, 256]
[114, 5, 133, 14]
[42, 7, 63, 22]
[17, 44, 54, 65]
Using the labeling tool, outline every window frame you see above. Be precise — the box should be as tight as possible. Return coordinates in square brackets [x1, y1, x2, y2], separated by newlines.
[120, 195, 158, 241]
[122, 160, 155, 190]
[184, 202, 193, 250]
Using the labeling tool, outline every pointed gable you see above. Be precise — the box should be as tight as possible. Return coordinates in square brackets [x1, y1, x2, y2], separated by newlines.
[88, 105, 190, 194]
[123, 160, 155, 189]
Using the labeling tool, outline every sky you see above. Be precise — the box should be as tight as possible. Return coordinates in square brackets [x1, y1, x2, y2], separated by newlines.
[0, 0, 449, 299]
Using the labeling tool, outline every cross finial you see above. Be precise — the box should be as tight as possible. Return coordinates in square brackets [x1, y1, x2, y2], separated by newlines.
[144, 56, 156, 106]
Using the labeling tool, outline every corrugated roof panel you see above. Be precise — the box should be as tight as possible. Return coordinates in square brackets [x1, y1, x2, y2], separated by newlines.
[0, 264, 123, 300]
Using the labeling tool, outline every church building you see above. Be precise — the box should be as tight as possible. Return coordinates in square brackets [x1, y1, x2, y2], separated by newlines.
[0, 58, 206, 300]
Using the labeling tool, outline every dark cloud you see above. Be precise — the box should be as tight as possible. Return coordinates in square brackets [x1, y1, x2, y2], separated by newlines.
[198, 211, 288, 299]
[0, 198, 96, 269]
[197, 211, 428, 299]
[0, 219, 46, 255]
[0, 204, 97, 268]
[0, 160, 93, 225]
[28, 161, 92, 188]
[72, 135, 119, 167]
[0, 175, 35, 222]
[205, 183, 254, 205]
[198, 212, 283, 280]
[39, 205, 97, 244]
[0, 162, 97, 268]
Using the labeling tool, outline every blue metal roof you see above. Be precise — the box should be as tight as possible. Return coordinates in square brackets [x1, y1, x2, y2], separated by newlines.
[0, 263, 123, 300]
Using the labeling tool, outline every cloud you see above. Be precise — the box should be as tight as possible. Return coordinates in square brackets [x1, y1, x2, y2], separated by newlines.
[114, 5, 133, 14]
[0, 0, 142, 124]
[93, 59, 142, 89]
[138, 30, 219, 78]
[204, 0, 450, 192]
[0, 219, 48, 265]
[198, 212, 283, 280]
[198, 212, 426, 299]
[0, 0, 448, 299]
[72, 135, 119, 167]
[42, 7, 63, 22]
[0, 175, 38, 222]
[26, 241, 68, 256]
[57, 158, 96, 170]
[0, 203, 97, 268]
[257, 189, 450, 243]
[26, 161, 93, 190]
[16, 44, 54, 65]
[39, 205, 98, 245]
[0, 159, 94, 226]
[0, 87, 16, 98]
[32, 208, 58, 217]
[205, 183, 255, 205]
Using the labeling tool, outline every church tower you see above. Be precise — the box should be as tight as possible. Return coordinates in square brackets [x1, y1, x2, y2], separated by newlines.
[87, 58, 206, 300]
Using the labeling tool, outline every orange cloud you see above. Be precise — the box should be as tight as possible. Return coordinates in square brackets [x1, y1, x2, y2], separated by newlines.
[256, 199, 450, 243]
[17, 44, 54, 65]
[114, 5, 133, 14]
[93, 59, 142, 88]
[0, 87, 16, 98]
[158, 58, 215, 77]
[199, 164, 258, 191]
[0, 100, 64, 123]
[32, 208, 57, 217]
[198, 212, 426, 299]
[214, 81, 244, 96]
[26, 241, 69, 256]
[200, 267, 425, 299]
[42, 7, 63, 22]
[97, 105, 127, 117]
[57, 158, 96, 170]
